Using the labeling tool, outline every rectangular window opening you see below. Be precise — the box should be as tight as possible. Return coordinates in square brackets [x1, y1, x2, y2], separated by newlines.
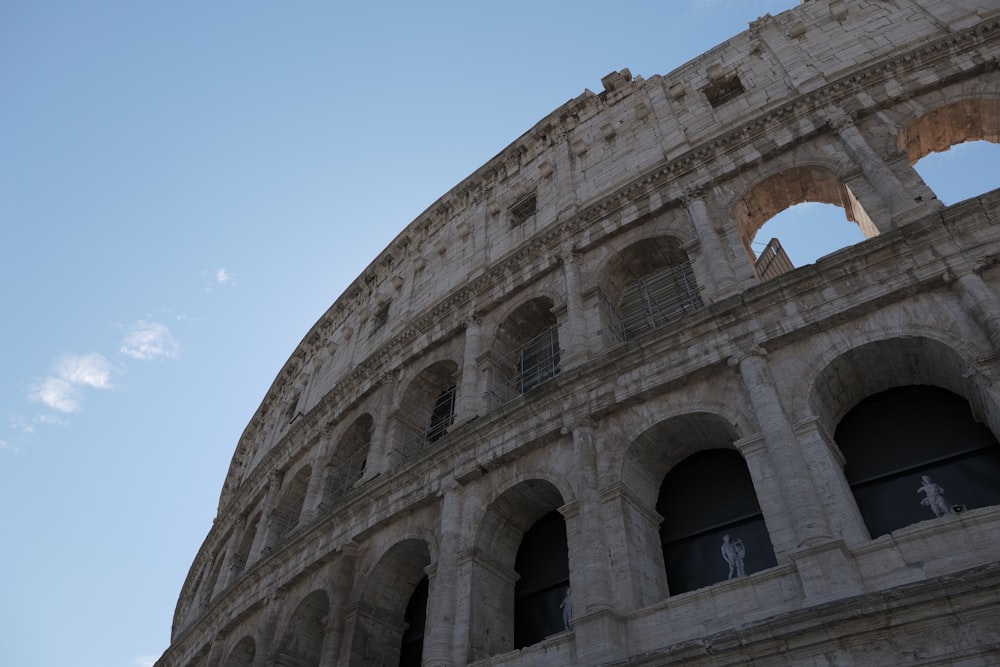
[509, 193, 537, 227]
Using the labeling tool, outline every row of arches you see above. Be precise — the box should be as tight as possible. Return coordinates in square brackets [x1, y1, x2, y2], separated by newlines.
[191, 330, 1000, 666]
[240, 95, 999, 485]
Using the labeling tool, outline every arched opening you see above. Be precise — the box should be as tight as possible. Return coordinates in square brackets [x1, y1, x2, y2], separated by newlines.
[484, 297, 560, 408]
[899, 98, 1000, 205]
[750, 202, 866, 269]
[514, 509, 570, 648]
[200, 545, 228, 606]
[275, 590, 329, 667]
[221, 636, 256, 667]
[735, 165, 877, 282]
[267, 465, 312, 551]
[913, 140, 1000, 205]
[398, 575, 429, 667]
[228, 507, 261, 578]
[598, 236, 702, 344]
[396, 360, 459, 461]
[321, 414, 372, 510]
[658, 449, 775, 594]
[469, 479, 566, 661]
[349, 539, 431, 667]
[835, 385, 1000, 538]
[622, 412, 773, 605]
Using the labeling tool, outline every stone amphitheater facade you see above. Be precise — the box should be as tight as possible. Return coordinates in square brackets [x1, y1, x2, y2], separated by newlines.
[157, 1, 1000, 665]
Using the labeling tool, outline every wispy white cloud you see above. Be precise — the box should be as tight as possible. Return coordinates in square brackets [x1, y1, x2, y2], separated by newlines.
[133, 654, 160, 667]
[29, 376, 82, 413]
[0, 439, 20, 455]
[120, 321, 180, 361]
[55, 352, 113, 389]
[215, 267, 233, 285]
[27, 353, 115, 413]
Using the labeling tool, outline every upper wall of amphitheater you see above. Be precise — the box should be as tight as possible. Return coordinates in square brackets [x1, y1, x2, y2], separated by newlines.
[215, 0, 1000, 508]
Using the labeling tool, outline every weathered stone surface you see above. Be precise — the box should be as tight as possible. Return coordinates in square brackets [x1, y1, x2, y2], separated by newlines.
[157, 1, 1000, 665]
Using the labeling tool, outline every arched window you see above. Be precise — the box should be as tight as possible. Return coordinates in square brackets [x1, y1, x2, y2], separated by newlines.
[267, 466, 311, 550]
[599, 237, 702, 344]
[657, 449, 775, 594]
[835, 385, 1000, 538]
[514, 510, 570, 648]
[735, 165, 877, 282]
[397, 360, 458, 460]
[468, 479, 566, 660]
[321, 415, 372, 509]
[899, 98, 1000, 205]
[221, 636, 255, 667]
[275, 590, 329, 667]
[349, 540, 431, 667]
[484, 297, 560, 409]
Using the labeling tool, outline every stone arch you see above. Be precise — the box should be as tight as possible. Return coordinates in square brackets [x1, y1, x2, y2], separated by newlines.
[199, 541, 229, 606]
[897, 96, 1000, 205]
[266, 464, 312, 551]
[321, 413, 373, 509]
[468, 478, 568, 660]
[898, 97, 1000, 164]
[274, 589, 330, 667]
[227, 505, 262, 580]
[618, 412, 775, 603]
[809, 336, 1000, 539]
[349, 538, 432, 667]
[731, 164, 878, 281]
[483, 295, 561, 406]
[220, 635, 256, 667]
[809, 336, 981, 434]
[596, 234, 703, 344]
[395, 359, 460, 460]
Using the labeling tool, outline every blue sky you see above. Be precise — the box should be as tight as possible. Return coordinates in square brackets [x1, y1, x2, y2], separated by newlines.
[2, 2, 998, 666]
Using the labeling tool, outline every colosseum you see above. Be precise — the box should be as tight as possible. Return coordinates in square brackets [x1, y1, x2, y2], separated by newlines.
[156, 1, 1000, 665]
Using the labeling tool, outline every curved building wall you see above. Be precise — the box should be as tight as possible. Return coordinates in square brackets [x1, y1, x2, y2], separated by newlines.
[158, 1, 1000, 666]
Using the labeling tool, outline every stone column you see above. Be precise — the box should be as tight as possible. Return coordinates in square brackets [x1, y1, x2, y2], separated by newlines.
[423, 478, 464, 667]
[209, 530, 238, 600]
[318, 543, 358, 667]
[949, 269, 1000, 348]
[794, 417, 869, 547]
[252, 588, 288, 667]
[300, 427, 333, 523]
[455, 317, 483, 424]
[828, 110, 920, 228]
[563, 418, 625, 665]
[219, 513, 249, 591]
[247, 472, 284, 565]
[204, 632, 227, 667]
[362, 371, 398, 481]
[730, 348, 832, 548]
[566, 418, 613, 612]
[683, 186, 738, 298]
[559, 248, 594, 368]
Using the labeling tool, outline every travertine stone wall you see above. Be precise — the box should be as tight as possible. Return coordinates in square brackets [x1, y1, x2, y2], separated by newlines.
[158, 1, 1000, 666]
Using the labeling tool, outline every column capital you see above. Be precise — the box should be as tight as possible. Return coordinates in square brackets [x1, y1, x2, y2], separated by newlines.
[826, 108, 856, 133]
[561, 413, 597, 435]
[680, 184, 706, 206]
[727, 344, 767, 368]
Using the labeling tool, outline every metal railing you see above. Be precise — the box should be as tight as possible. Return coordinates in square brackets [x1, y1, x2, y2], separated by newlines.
[607, 263, 703, 344]
[484, 326, 561, 411]
[395, 386, 456, 461]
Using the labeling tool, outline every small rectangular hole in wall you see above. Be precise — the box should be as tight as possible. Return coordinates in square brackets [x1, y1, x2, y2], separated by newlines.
[702, 74, 746, 108]
[370, 302, 390, 337]
[509, 193, 537, 227]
